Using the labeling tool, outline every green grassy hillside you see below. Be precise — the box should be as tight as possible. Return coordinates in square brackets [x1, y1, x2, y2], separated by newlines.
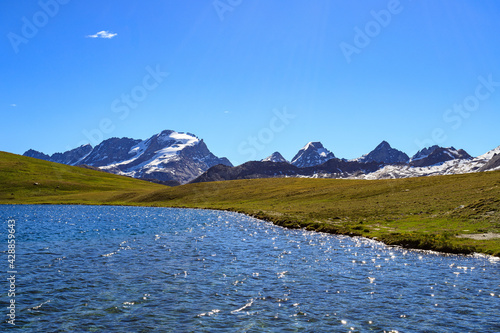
[0, 151, 166, 204]
[1, 151, 499, 256]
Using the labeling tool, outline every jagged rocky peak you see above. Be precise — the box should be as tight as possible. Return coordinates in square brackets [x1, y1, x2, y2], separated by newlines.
[291, 142, 335, 168]
[262, 152, 288, 163]
[80, 137, 141, 167]
[24, 144, 93, 166]
[357, 140, 409, 164]
[51, 144, 93, 165]
[24, 149, 51, 161]
[410, 145, 472, 167]
[411, 145, 439, 161]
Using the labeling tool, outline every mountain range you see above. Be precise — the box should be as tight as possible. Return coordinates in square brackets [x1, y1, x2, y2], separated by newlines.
[22, 130, 500, 184]
[194, 141, 500, 183]
[24, 130, 232, 185]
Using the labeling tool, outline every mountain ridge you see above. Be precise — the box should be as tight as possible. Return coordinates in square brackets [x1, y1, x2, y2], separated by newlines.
[409, 145, 471, 167]
[24, 130, 232, 184]
[192, 143, 499, 183]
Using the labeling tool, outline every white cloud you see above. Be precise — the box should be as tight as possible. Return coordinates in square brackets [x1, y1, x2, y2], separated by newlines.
[10, 104, 16, 107]
[86, 31, 118, 39]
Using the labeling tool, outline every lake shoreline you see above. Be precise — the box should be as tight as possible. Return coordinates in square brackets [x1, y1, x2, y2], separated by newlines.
[2, 152, 499, 257]
[3, 202, 498, 258]
[188, 207, 487, 257]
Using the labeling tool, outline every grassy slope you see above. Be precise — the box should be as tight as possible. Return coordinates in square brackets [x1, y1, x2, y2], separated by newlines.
[0, 151, 166, 204]
[1, 151, 500, 256]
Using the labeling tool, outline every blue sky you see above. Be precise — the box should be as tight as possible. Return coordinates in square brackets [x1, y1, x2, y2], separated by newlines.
[1, 0, 500, 165]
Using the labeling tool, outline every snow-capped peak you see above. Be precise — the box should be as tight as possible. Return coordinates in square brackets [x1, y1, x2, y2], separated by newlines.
[156, 130, 199, 146]
[262, 152, 288, 163]
[298, 142, 331, 154]
[291, 142, 335, 168]
[154, 131, 200, 154]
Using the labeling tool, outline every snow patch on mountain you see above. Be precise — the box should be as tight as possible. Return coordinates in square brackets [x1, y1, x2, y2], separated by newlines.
[360, 145, 499, 179]
[409, 145, 471, 168]
[156, 131, 199, 153]
[101, 131, 200, 173]
[477, 145, 500, 160]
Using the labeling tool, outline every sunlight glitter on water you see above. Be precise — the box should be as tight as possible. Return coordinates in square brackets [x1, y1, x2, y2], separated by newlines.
[1, 205, 499, 332]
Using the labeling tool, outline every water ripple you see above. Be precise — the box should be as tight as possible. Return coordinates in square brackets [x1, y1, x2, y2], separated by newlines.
[0, 205, 499, 332]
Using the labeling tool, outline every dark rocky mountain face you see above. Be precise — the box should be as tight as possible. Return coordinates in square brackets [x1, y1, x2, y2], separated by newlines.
[479, 153, 500, 172]
[311, 158, 382, 176]
[411, 145, 439, 162]
[80, 138, 141, 167]
[191, 161, 300, 183]
[24, 149, 51, 161]
[262, 152, 288, 163]
[191, 158, 383, 183]
[291, 142, 335, 168]
[24, 144, 93, 166]
[51, 144, 93, 165]
[410, 145, 471, 167]
[357, 141, 409, 164]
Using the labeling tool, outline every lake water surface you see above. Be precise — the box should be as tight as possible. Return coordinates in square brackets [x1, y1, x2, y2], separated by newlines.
[1, 205, 499, 332]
